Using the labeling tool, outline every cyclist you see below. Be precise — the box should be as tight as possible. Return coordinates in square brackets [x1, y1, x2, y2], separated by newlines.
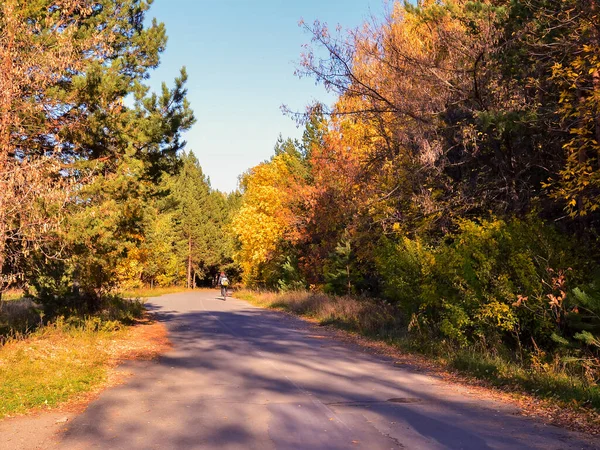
[217, 271, 229, 299]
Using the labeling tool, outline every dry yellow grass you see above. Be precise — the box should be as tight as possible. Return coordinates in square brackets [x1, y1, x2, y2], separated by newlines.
[0, 314, 169, 419]
[1, 289, 25, 302]
[235, 289, 400, 335]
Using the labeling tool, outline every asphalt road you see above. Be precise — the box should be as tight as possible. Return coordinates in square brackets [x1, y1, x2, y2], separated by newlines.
[59, 291, 599, 449]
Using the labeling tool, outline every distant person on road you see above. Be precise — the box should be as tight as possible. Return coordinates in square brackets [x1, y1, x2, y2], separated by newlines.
[217, 271, 229, 298]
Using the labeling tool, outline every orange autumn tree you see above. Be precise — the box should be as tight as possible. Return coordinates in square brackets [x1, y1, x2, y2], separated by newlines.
[298, 1, 507, 232]
[237, 1, 513, 291]
[293, 105, 381, 287]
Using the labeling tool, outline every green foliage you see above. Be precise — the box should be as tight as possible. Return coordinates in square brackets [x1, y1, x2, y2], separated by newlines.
[277, 256, 307, 292]
[450, 350, 600, 409]
[169, 152, 237, 286]
[323, 232, 356, 295]
[377, 217, 600, 360]
[15, 1, 200, 308]
[375, 235, 431, 313]
[7, 1, 238, 306]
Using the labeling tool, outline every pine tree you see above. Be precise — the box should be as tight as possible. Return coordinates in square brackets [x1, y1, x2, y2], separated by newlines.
[170, 152, 213, 288]
[12, 1, 195, 307]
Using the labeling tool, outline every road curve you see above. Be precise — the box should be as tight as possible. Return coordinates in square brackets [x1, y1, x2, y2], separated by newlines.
[59, 291, 598, 449]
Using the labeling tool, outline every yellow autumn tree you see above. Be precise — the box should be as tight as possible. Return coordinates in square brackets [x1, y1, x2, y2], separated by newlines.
[549, 2, 600, 217]
[231, 151, 305, 284]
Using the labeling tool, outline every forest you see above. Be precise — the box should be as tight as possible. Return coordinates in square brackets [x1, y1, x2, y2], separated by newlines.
[2, 0, 600, 411]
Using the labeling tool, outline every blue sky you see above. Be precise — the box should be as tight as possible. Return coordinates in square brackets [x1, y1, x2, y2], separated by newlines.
[146, 0, 384, 192]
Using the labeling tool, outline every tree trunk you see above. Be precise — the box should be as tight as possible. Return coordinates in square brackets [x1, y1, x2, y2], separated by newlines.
[187, 235, 192, 289]
[577, 87, 587, 219]
[346, 263, 351, 295]
[594, 67, 600, 168]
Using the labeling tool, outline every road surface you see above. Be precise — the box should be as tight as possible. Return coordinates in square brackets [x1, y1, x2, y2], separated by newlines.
[59, 291, 599, 449]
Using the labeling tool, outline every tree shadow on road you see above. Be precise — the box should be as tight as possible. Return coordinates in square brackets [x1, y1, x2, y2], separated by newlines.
[59, 295, 597, 450]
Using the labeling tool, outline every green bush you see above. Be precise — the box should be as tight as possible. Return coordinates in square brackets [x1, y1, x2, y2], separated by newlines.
[375, 235, 432, 315]
[378, 217, 599, 359]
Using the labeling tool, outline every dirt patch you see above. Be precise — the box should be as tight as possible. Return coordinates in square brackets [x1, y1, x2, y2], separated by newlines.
[103, 315, 171, 365]
[0, 314, 170, 450]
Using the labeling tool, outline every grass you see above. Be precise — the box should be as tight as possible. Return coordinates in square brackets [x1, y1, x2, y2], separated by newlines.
[449, 350, 600, 409]
[235, 289, 600, 413]
[118, 286, 190, 299]
[236, 289, 404, 336]
[0, 297, 169, 418]
[2, 289, 25, 301]
[0, 322, 114, 417]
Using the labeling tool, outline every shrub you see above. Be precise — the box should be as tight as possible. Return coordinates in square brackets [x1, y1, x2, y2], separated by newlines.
[375, 235, 432, 315]
[378, 217, 597, 359]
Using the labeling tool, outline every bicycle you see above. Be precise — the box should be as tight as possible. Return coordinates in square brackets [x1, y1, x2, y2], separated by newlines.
[220, 284, 227, 299]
